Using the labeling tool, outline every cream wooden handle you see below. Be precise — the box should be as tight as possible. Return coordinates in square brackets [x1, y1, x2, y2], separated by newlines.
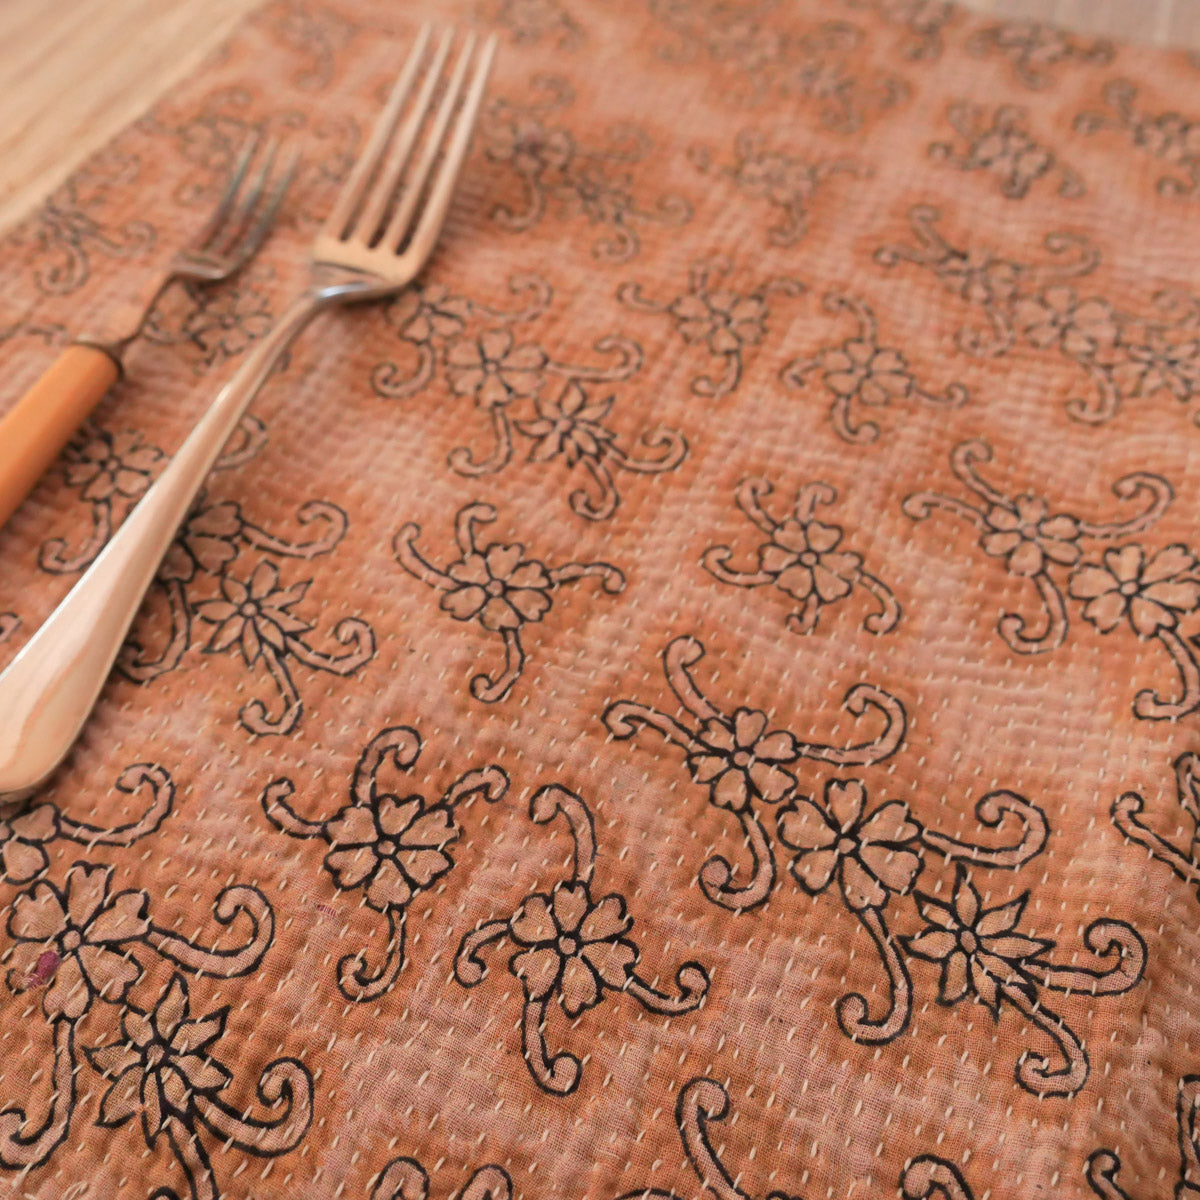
[0, 294, 320, 801]
[0, 344, 121, 530]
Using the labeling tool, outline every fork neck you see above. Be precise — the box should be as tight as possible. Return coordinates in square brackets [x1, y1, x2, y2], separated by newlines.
[204, 288, 332, 430]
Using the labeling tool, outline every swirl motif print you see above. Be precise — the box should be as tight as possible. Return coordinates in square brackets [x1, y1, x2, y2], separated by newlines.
[1076, 81, 1200, 200]
[687, 130, 865, 247]
[0, 765, 174, 885]
[42, 419, 266, 573]
[41, 424, 164, 573]
[18, 148, 155, 296]
[618, 256, 805, 399]
[483, 75, 692, 262]
[373, 275, 687, 519]
[1, 855, 311, 1197]
[780, 291, 968, 444]
[965, 20, 1114, 88]
[605, 640, 1145, 1096]
[262, 725, 508, 1000]
[114, 494, 373, 736]
[369, 1159, 513, 1200]
[702, 478, 901, 635]
[144, 273, 277, 374]
[1087, 1075, 1200, 1198]
[0, 0, 1196, 1196]
[604, 636, 907, 912]
[615, 1077, 978, 1200]
[645, 0, 910, 128]
[928, 102, 1085, 199]
[877, 205, 1200, 426]
[1113, 753, 1200, 902]
[903, 440, 1200, 719]
[455, 785, 710, 1095]
[842, 0, 957, 63]
[488, 0, 583, 51]
[394, 502, 624, 701]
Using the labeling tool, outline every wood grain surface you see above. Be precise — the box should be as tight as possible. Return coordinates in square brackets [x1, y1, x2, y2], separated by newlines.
[0, 0, 1197, 235]
[0, 0, 260, 233]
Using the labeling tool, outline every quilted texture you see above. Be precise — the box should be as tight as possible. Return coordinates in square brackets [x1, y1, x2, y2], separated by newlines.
[0, 2, 1197, 1198]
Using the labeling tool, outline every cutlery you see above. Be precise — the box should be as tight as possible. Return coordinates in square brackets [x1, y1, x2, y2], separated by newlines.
[0, 25, 496, 801]
[0, 133, 295, 531]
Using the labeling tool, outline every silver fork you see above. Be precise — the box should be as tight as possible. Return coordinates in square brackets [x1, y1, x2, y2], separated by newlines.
[0, 132, 295, 533]
[0, 25, 497, 801]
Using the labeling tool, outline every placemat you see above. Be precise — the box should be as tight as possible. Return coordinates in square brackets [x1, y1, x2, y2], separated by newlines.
[0, 2, 1197, 1197]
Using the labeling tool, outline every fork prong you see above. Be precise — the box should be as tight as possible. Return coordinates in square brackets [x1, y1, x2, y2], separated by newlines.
[397, 34, 497, 265]
[353, 28, 454, 247]
[226, 146, 300, 269]
[210, 136, 281, 257]
[193, 131, 261, 250]
[381, 31, 479, 253]
[322, 22, 433, 241]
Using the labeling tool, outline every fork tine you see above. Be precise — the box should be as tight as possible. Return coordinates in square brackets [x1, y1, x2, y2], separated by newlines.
[209, 136, 281, 257]
[194, 131, 261, 250]
[381, 31, 479, 252]
[226, 146, 300, 269]
[397, 34, 497, 265]
[353, 28, 454, 246]
[322, 22, 433, 240]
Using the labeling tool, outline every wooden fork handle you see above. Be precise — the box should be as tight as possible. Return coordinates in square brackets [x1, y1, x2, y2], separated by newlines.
[0, 343, 121, 530]
[0, 293, 322, 801]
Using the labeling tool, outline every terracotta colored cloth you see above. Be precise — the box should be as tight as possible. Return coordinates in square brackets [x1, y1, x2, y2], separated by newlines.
[1, 1, 1198, 1197]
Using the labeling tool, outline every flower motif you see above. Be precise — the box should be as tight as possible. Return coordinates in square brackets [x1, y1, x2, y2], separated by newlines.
[979, 493, 1081, 576]
[508, 881, 637, 1016]
[777, 779, 923, 911]
[1135, 113, 1200, 165]
[64, 430, 161, 503]
[903, 867, 1052, 1015]
[569, 167, 630, 227]
[323, 793, 458, 911]
[1114, 328, 1200, 400]
[445, 328, 547, 408]
[983, 22, 1100, 88]
[494, 0, 580, 50]
[1069, 544, 1200, 637]
[440, 543, 552, 632]
[973, 125, 1053, 193]
[6, 862, 148, 1019]
[87, 973, 232, 1147]
[817, 339, 911, 407]
[0, 803, 57, 883]
[182, 285, 271, 363]
[515, 382, 616, 465]
[487, 115, 573, 175]
[670, 289, 766, 355]
[197, 561, 312, 666]
[735, 150, 819, 209]
[161, 499, 242, 583]
[686, 708, 798, 812]
[1011, 286, 1117, 358]
[704, 14, 778, 72]
[388, 283, 471, 344]
[758, 517, 862, 603]
[940, 247, 1019, 307]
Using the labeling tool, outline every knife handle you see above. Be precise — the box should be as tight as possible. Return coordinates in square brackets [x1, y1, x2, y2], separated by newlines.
[0, 343, 121, 530]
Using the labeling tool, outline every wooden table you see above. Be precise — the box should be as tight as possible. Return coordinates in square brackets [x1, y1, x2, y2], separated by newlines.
[2, 0, 1199, 236]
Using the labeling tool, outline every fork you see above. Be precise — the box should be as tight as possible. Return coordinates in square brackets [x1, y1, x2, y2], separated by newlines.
[0, 25, 497, 801]
[0, 132, 295, 531]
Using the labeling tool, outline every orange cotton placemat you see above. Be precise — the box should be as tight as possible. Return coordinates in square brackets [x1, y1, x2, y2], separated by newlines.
[1, 1, 1198, 1197]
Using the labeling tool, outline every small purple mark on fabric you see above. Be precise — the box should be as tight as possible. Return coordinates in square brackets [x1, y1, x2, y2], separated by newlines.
[25, 950, 60, 988]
